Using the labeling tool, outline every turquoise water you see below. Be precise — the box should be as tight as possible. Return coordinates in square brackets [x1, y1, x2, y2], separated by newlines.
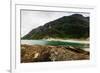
[21, 40, 89, 49]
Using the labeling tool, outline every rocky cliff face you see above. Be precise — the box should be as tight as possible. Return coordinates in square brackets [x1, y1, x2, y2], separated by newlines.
[22, 14, 89, 39]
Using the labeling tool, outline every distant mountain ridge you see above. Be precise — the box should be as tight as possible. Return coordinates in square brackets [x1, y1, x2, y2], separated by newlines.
[22, 14, 89, 39]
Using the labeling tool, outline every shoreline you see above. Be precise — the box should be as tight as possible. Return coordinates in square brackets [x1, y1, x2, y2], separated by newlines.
[44, 38, 89, 44]
[22, 38, 89, 44]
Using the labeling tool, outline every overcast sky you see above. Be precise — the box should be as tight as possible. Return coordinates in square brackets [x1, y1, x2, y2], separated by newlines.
[21, 10, 89, 37]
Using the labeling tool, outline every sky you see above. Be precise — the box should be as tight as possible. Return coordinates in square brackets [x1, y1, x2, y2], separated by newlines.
[21, 10, 89, 37]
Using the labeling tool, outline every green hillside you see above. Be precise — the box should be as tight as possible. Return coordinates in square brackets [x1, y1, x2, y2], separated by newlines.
[22, 14, 89, 39]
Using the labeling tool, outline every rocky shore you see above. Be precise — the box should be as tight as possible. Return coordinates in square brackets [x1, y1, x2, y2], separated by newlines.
[21, 44, 89, 63]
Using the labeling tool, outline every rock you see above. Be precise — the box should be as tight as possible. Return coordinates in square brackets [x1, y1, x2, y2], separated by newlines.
[21, 44, 89, 63]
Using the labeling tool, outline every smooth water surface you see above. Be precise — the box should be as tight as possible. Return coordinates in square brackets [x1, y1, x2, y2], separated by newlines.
[21, 40, 89, 49]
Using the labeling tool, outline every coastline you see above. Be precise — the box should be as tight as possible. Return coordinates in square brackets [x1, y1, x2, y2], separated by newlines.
[21, 39, 90, 52]
[44, 38, 89, 44]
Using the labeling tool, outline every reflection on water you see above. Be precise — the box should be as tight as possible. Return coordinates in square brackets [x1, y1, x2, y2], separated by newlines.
[21, 40, 89, 49]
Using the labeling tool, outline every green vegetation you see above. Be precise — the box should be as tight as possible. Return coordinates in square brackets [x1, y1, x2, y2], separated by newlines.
[22, 14, 89, 40]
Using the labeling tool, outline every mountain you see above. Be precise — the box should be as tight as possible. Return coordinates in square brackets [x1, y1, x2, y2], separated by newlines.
[22, 14, 89, 39]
